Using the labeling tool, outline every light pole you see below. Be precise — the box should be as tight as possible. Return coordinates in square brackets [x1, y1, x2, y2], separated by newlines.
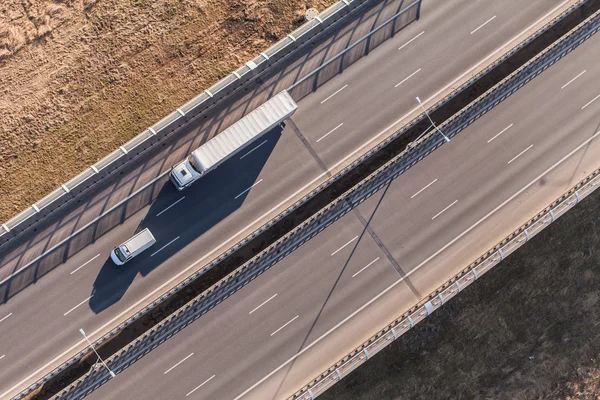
[416, 96, 450, 143]
[79, 329, 116, 378]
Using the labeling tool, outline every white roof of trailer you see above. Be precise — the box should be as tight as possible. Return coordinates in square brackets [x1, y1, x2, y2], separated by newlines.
[191, 91, 297, 173]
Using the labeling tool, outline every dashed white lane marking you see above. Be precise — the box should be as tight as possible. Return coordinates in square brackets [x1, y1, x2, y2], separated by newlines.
[0, 313, 13, 324]
[398, 31, 425, 51]
[186, 375, 216, 397]
[431, 200, 458, 220]
[235, 180, 263, 200]
[320, 85, 348, 104]
[164, 353, 193, 375]
[317, 123, 344, 143]
[70, 254, 101, 275]
[156, 197, 186, 217]
[411, 178, 437, 199]
[271, 315, 300, 337]
[508, 144, 534, 164]
[64, 295, 93, 316]
[240, 140, 268, 160]
[249, 294, 278, 315]
[487, 124, 513, 143]
[352, 258, 380, 278]
[150, 237, 180, 257]
[582, 93, 600, 110]
[470, 15, 496, 35]
[561, 70, 586, 89]
[395, 69, 421, 88]
[331, 236, 359, 256]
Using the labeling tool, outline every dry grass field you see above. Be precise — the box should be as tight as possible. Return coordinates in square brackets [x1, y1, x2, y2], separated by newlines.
[0, 0, 333, 221]
[321, 186, 600, 400]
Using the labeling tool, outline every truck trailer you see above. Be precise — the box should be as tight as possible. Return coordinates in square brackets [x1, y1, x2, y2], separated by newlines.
[169, 90, 298, 190]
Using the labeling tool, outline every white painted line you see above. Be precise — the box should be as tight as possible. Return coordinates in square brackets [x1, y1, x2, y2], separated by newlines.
[316, 123, 344, 143]
[164, 353, 193, 375]
[431, 200, 458, 220]
[1, 5, 575, 397]
[186, 375, 216, 397]
[411, 178, 437, 199]
[508, 144, 533, 164]
[156, 197, 186, 217]
[0, 355, 4, 361]
[561, 70, 586, 89]
[232, 126, 600, 400]
[240, 140, 268, 160]
[398, 31, 425, 51]
[582, 93, 600, 110]
[234, 180, 263, 200]
[271, 315, 300, 337]
[320, 85, 348, 104]
[150, 237, 180, 257]
[470, 15, 496, 35]
[64, 295, 93, 316]
[352, 257, 380, 278]
[0, 313, 12, 324]
[395, 69, 421, 88]
[487, 123, 513, 143]
[249, 293, 278, 315]
[331, 235, 359, 256]
[70, 254, 101, 275]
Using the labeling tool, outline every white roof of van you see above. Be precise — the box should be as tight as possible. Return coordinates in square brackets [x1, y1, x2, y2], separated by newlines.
[123, 228, 155, 253]
[191, 90, 297, 173]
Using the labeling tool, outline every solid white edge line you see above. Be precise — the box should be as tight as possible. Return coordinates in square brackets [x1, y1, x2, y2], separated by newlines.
[232, 129, 600, 400]
[164, 353, 194, 375]
[150, 237, 180, 257]
[561, 70, 586, 89]
[240, 140, 268, 160]
[234, 180, 263, 200]
[508, 144, 534, 164]
[249, 293, 278, 315]
[352, 257, 380, 278]
[0, 313, 13, 324]
[1, 2, 574, 397]
[70, 254, 101, 275]
[316, 123, 344, 143]
[270, 315, 300, 337]
[487, 123, 514, 143]
[431, 200, 458, 220]
[395, 68, 422, 88]
[411, 178, 438, 199]
[582, 93, 600, 110]
[186, 375, 216, 397]
[470, 15, 497, 35]
[156, 197, 186, 217]
[330, 235, 359, 256]
[320, 85, 348, 104]
[398, 31, 425, 50]
[63, 295, 93, 317]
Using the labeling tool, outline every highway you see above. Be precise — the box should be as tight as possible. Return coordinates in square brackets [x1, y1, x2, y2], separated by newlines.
[0, 0, 573, 397]
[84, 18, 600, 400]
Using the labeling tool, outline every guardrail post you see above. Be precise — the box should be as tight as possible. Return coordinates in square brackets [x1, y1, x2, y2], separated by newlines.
[407, 315, 414, 327]
[363, 348, 370, 359]
[148, 127, 157, 135]
[90, 165, 99, 174]
[336, 368, 343, 380]
[1, 223, 9, 233]
[498, 248, 505, 260]
[32, 204, 40, 213]
[424, 300, 433, 315]
[524, 229, 530, 240]
[61, 184, 70, 193]
[549, 210, 556, 222]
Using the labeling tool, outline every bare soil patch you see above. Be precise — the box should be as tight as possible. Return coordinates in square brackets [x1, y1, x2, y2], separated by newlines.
[320, 182, 600, 399]
[0, 0, 333, 221]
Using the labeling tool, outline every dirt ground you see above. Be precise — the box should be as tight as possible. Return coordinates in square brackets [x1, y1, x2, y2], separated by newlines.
[0, 0, 333, 222]
[321, 185, 600, 400]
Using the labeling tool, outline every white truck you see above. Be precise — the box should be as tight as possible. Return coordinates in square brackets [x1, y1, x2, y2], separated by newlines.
[110, 228, 156, 265]
[170, 90, 298, 190]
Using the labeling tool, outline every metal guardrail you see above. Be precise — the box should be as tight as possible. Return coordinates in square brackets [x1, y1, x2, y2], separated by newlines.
[0, 0, 384, 245]
[48, 4, 598, 399]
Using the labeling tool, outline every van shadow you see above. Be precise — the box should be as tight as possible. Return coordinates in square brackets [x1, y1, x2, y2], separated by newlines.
[88, 127, 283, 314]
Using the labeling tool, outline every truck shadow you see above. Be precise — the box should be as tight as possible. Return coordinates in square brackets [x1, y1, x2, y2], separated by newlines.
[88, 127, 282, 314]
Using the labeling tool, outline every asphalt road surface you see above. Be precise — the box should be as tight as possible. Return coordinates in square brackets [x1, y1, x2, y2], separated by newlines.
[84, 17, 600, 400]
[0, 0, 573, 397]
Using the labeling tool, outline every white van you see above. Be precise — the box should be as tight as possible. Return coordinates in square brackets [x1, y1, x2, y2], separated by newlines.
[111, 228, 156, 265]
